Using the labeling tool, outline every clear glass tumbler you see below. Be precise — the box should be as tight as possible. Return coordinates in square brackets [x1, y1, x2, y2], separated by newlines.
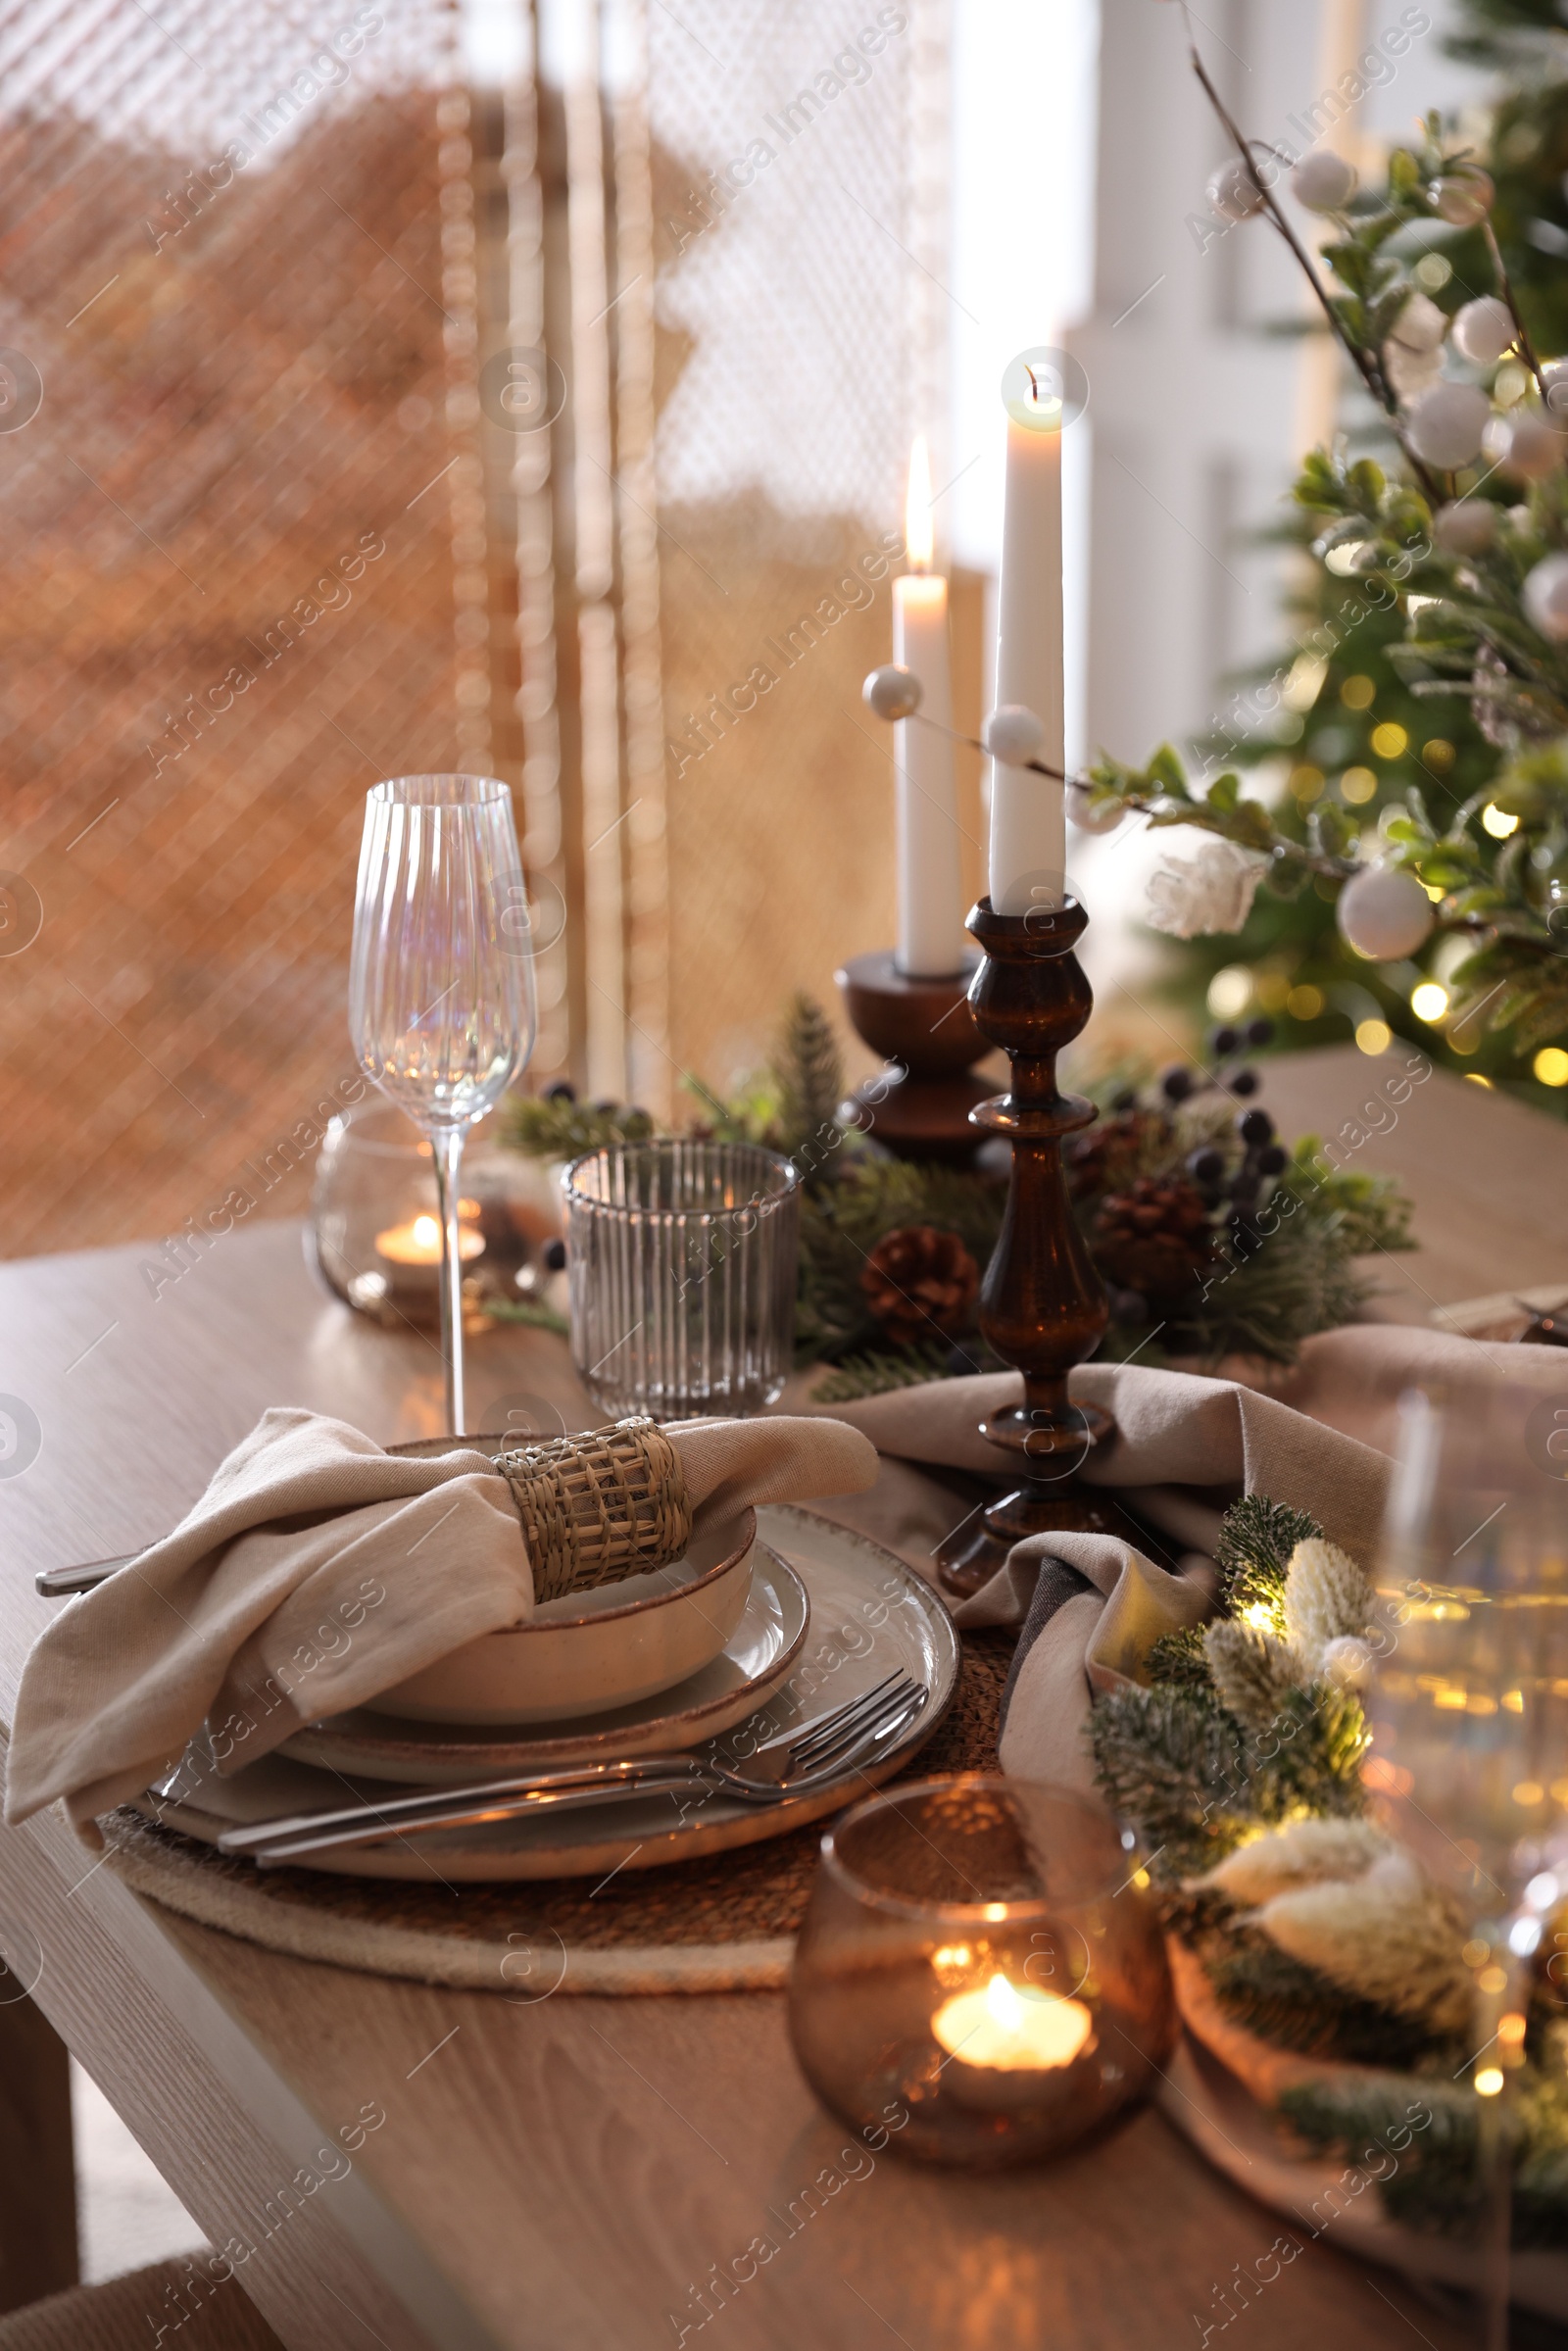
[788, 1775, 1174, 2168]
[563, 1140, 800, 1419]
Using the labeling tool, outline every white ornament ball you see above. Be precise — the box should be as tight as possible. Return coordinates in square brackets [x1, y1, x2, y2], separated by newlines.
[1404, 380, 1491, 468]
[1066, 780, 1123, 835]
[1393, 291, 1447, 355]
[1481, 412, 1513, 468]
[862, 663, 921, 721]
[1337, 865, 1436, 962]
[1524, 553, 1568, 643]
[1542, 357, 1568, 416]
[1320, 1635, 1375, 1690]
[1501, 412, 1567, 482]
[1207, 158, 1264, 224]
[983, 704, 1049, 766]
[1433, 169, 1493, 225]
[1452, 295, 1515, 366]
[1433, 497, 1497, 555]
[1291, 150, 1357, 212]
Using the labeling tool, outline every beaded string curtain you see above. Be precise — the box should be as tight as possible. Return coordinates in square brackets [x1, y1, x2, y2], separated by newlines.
[474, 0, 955, 1118]
[628, 0, 957, 1115]
[0, 0, 482, 1258]
[0, 0, 951, 1254]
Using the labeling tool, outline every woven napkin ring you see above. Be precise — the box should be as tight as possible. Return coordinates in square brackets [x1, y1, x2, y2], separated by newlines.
[495, 1417, 693, 1604]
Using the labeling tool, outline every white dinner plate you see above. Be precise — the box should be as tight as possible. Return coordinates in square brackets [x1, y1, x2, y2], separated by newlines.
[136, 1507, 959, 1883]
[282, 1541, 808, 1780]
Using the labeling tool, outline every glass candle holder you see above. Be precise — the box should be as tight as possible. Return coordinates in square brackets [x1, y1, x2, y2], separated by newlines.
[563, 1140, 800, 1419]
[309, 1101, 564, 1329]
[788, 1775, 1173, 2168]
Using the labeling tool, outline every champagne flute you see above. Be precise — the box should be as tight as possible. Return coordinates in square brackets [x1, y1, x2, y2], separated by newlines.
[1365, 1381, 1568, 2347]
[349, 776, 537, 1432]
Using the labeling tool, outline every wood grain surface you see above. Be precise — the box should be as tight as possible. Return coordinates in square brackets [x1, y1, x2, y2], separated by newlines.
[0, 1049, 1556, 2349]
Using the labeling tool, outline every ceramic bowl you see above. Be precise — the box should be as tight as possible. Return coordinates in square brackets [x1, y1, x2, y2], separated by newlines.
[366, 1435, 756, 1725]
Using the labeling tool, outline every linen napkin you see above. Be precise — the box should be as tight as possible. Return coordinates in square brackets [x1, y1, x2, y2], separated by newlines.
[809, 1322, 1568, 1792]
[6, 1407, 877, 1835]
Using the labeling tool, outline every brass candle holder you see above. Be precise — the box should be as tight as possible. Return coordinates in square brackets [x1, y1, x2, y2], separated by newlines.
[835, 951, 994, 1167]
[935, 896, 1136, 1600]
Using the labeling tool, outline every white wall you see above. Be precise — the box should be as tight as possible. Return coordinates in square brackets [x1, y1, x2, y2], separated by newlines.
[948, 0, 1485, 984]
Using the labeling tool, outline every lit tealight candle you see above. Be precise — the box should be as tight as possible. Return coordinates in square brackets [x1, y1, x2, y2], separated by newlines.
[932, 1972, 1095, 2109]
[374, 1212, 485, 1268]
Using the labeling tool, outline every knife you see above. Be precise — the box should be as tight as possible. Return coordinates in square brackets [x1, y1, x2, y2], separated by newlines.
[35, 1552, 143, 1597]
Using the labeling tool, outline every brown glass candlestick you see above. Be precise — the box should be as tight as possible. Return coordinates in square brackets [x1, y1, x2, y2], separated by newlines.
[836, 951, 993, 1167]
[935, 896, 1136, 1600]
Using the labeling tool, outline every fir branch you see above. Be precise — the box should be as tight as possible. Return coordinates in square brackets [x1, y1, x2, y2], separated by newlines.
[680, 1071, 756, 1143]
[1276, 2061, 1568, 2251]
[1200, 1923, 1438, 2067]
[809, 1347, 951, 1403]
[501, 1095, 656, 1161]
[1244, 1683, 1370, 1826]
[1214, 1495, 1324, 1621]
[772, 994, 845, 1158]
[482, 1297, 569, 1337]
[1187, 1213, 1378, 1368]
[1147, 1626, 1213, 1694]
[1089, 1685, 1252, 1879]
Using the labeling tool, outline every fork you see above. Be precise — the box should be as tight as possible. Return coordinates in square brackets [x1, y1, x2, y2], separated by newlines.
[211, 1670, 928, 1865]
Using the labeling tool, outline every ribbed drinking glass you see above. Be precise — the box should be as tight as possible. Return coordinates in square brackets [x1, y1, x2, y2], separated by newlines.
[564, 1140, 800, 1419]
[349, 775, 536, 1433]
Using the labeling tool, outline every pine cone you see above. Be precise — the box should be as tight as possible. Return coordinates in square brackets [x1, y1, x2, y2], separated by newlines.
[1064, 1107, 1170, 1203]
[860, 1226, 980, 1347]
[1092, 1176, 1215, 1306]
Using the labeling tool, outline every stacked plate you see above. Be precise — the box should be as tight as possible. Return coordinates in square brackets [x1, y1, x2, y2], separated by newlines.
[141, 1505, 959, 1883]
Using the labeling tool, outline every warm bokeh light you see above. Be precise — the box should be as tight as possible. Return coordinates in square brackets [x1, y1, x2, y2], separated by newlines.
[1287, 983, 1324, 1019]
[1411, 981, 1449, 1022]
[905, 433, 935, 573]
[1370, 721, 1408, 759]
[1206, 965, 1252, 1018]
[1476, 2068, 1505, 2097]
[1421, 738, 1455, 770]
[1290, 763, 1324, 802]
[1534, 1047, 1568, 1087]
[1355, 1018, 1392, 1054]
[1482, 803, 1520, 838]
[1340, 673, 1375, 710]
[1282, 653, 1327, 710]
[1341, 765, 1377, 804]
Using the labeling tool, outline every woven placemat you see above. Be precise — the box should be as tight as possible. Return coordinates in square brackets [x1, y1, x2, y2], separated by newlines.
[104, 1630, 1015, 1996]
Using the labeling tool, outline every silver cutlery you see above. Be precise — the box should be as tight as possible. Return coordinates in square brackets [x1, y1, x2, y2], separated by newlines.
[36, 1551, 143, 1597]
[208, 1671, 928, 1866]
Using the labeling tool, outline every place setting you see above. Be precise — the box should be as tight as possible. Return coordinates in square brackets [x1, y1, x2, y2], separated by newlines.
[7, 772, 966, 1987]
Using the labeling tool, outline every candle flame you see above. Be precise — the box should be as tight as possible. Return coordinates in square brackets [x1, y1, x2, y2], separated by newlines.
[413, 1214, 440, 1248]
[905, 434, 934, 573]
[986, 1972, 1024, 2029]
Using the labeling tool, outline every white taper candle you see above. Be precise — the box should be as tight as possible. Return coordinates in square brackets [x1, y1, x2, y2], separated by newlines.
[990, 360, 1066, 914]
[892, 436, 964, 975]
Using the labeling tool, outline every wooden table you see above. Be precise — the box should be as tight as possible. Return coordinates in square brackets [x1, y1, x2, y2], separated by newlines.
[0, 1051, 1558, 2350]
